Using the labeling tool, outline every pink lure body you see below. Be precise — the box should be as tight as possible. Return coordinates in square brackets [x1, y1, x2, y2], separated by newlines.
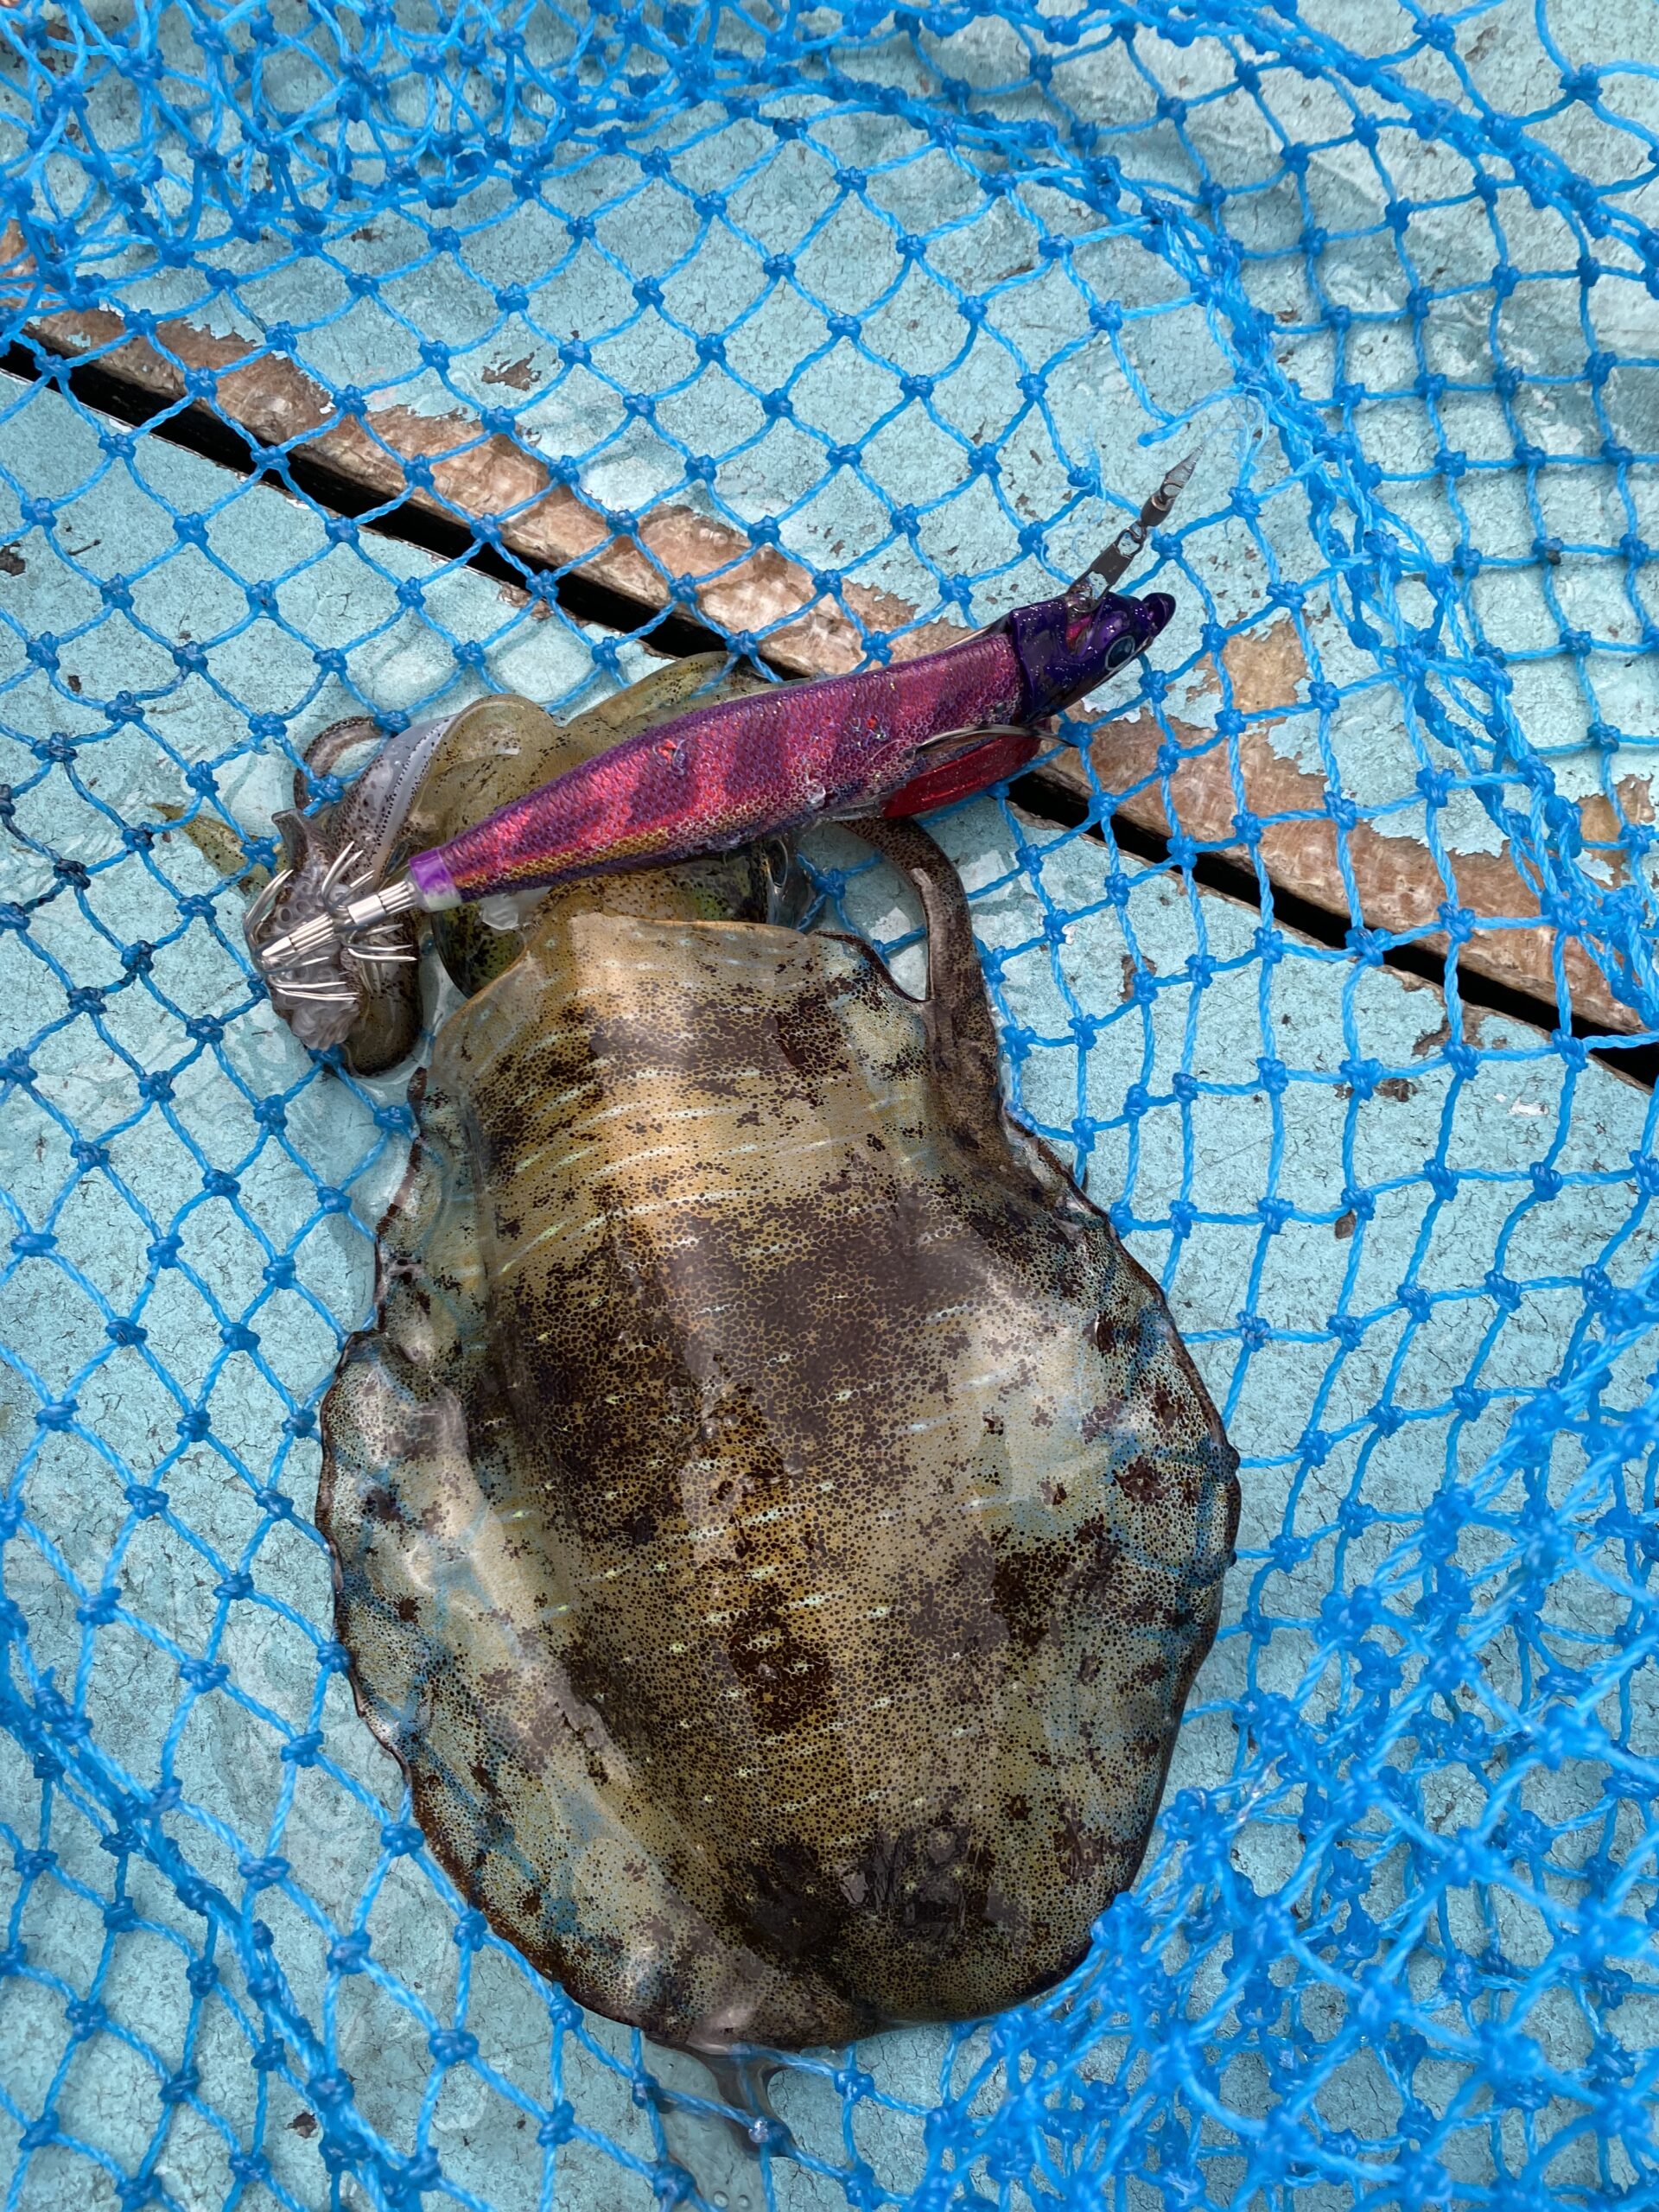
[410, 630, 1025, 907]
[249, 578, 1173, 995]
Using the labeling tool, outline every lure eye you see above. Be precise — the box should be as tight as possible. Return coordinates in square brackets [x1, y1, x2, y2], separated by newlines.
[1103, 629, 1141, 674]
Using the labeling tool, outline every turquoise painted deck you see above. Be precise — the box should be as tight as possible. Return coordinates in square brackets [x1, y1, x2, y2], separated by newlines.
[1, 7, 1656, 2211]
[3, 372, 1655, 2206]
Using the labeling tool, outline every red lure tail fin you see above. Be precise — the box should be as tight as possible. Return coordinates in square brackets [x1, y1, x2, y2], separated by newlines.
[879, 726, 1040, 820]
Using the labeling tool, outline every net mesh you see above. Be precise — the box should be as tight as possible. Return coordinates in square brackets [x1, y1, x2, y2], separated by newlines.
[0, 3, 1656, 2207]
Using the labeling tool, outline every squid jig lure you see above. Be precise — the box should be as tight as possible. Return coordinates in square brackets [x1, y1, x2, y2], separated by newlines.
[248, 456, 1193, 1007]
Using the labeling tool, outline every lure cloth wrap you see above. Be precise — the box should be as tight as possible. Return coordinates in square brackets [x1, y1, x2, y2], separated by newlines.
[411, 628, 1026, 901]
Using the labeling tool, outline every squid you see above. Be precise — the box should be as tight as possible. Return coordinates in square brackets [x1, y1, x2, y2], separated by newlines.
[243, 458, 1238, 2065]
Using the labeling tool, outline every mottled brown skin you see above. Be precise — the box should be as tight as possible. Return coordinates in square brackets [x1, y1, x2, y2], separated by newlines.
[316, 660, 1240, 2053]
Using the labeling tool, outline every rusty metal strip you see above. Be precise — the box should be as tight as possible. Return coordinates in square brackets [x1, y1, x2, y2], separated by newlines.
[18, 308, 1645, 1035]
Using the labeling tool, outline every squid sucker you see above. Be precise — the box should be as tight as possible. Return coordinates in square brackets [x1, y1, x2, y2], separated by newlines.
[271, 478, 1239, 2056]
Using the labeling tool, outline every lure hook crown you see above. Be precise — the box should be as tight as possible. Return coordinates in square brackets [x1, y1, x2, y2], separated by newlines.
[257, 874, 421, 976]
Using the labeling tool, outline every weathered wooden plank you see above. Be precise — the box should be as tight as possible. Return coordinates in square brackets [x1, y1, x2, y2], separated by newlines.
[22, 306, 956, 677]
[1059, 617, 1650, 1035]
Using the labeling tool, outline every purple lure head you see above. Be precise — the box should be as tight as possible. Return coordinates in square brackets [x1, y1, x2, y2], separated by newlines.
[1004, 587, 1175, 721]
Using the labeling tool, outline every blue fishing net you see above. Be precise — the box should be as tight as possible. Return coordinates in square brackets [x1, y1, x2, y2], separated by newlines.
[1, 3, 1656, 2207]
